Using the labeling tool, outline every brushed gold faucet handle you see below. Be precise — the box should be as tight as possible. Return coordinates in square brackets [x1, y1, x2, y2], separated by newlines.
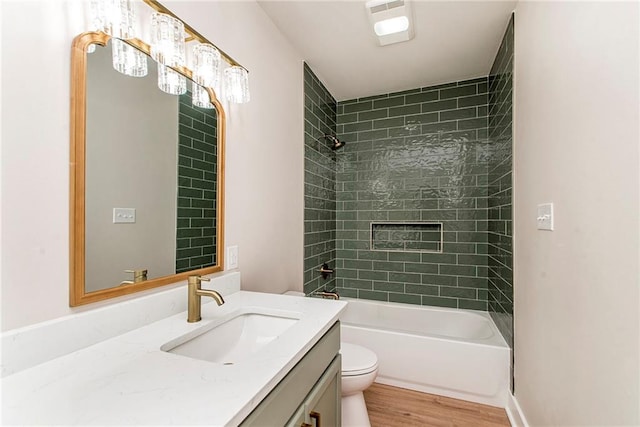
[124, 269, 148, 283]
[188, 275, 210, 286]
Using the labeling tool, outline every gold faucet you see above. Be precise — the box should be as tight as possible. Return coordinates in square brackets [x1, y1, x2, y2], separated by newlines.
[121, 269, 148, 285]
[187, 275, 225, 323]
[312, 289, 340, 300]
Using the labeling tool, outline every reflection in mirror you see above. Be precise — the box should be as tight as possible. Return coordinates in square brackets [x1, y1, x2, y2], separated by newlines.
[70, 33, 224, 306]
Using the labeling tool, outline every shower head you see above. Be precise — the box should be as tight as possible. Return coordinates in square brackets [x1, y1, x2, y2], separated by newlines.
[324, 134, 346, 151]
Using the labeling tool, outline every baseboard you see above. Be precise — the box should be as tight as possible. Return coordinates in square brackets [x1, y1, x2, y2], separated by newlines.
[505, 393, 529, 427]
[374, 377, 507, 409]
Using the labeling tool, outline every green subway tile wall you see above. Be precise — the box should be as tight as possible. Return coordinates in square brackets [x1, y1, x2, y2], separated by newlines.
[336, 78, 490, 310]
[176, 90, 218, 273]
[303, 63, 338, 295]
[488, 15, 514, 348]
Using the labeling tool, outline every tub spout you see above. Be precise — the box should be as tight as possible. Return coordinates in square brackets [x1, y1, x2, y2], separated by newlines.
[313, 290, 340, 300]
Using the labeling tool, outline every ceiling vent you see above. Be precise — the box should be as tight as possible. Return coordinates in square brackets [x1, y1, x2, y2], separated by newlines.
[365, 0, 414, 46]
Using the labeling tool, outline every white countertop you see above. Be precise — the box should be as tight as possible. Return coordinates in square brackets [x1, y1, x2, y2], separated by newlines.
[1, 291, 347, 426]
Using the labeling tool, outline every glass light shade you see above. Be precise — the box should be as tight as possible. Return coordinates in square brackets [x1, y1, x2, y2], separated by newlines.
[111, 38, 148, 77]
[90, 0, 136, 39]
[157, 64, 187, 95]
[224, 66, 250, 104]
[150, 12, 186, 67]
[192, 44, 221, 88]
[192, 84, 215, 109]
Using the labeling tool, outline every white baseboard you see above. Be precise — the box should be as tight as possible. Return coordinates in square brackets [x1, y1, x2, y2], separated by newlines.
[505, 393, 529, 427]
[374, 377, 507, 409]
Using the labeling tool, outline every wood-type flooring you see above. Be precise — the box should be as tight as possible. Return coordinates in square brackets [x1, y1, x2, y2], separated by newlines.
[364, 383, 511, 427]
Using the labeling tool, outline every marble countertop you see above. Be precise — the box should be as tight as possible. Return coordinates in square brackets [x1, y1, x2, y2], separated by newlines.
[1, 291, 347, 426]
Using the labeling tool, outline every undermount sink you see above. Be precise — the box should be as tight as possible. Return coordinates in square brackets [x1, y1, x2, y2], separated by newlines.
[161, 308, 301, 365]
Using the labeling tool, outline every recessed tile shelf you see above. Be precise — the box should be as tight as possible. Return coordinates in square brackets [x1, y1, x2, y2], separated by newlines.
[370, 222, 443, 253]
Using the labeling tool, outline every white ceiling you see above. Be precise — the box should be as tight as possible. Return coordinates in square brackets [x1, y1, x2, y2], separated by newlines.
[258, 1, 517, 101]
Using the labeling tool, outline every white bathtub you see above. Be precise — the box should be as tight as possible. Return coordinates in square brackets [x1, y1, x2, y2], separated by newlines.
[340, 298, 510, 407]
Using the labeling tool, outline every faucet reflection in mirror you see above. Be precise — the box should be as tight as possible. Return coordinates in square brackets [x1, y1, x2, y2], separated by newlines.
[89, 0, 250, 105]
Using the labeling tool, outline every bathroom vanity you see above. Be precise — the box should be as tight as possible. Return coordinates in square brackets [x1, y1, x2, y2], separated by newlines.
[1, 278, 346, 426]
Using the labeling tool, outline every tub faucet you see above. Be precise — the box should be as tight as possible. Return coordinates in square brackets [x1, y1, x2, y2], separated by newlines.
[313, 290, 340, 300]
[187, 275, 225, 323]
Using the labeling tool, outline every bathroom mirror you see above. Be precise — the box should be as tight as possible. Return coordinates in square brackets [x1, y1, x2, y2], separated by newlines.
[70, 32, 225, 306]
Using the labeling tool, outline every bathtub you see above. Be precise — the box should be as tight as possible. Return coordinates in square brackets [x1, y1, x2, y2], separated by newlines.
[340, 298, 510, 407]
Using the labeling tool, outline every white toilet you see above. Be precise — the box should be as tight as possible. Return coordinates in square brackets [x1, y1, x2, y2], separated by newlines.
[340, 342, 379, 427]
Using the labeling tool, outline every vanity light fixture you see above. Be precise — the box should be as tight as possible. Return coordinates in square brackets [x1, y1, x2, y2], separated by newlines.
[192, 84, 215, 109]
[150, 12, 186, 68]
[142, 0, 251, 104]
[90, 0, 136, 40]
[90, 0, 251, 104]
[111, 38, 148, 77]
[192, 44, 222, 108]
[365, 0, 415, 46]
[192, 44, 222, 89]
[224, 66, 250, 104]
[90, 0, 148, 78]
[150, 12, 188, 94]
[157, 63, 187, 95]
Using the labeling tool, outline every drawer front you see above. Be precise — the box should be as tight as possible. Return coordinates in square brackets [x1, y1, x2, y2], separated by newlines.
[240, 322, 340, 426]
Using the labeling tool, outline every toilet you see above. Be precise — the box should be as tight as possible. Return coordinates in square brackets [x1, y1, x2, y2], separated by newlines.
[340, 342, 379, 427]
[282, 291, 379, 426]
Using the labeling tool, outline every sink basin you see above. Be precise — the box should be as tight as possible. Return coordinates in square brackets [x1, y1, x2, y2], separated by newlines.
[161, 308, 301, 365]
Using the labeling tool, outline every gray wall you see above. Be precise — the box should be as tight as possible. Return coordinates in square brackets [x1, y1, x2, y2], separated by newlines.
[513, 2, 638, 425]
[335, 79, 490, 309]
[303, 63, 338, 294]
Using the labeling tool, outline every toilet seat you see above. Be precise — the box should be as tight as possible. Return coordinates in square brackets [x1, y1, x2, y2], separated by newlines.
[341, 343, 378, 377]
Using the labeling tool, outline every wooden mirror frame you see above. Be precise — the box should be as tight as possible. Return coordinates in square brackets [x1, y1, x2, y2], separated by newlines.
[69, 32, 225, 306]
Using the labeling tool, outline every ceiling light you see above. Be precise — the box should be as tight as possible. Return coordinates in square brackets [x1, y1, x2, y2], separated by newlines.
[365, 0, 414, 46]
[374, 16, 409, 36]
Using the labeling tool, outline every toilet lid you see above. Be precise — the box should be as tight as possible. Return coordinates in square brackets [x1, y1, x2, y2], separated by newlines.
[341, 343, 378, 376]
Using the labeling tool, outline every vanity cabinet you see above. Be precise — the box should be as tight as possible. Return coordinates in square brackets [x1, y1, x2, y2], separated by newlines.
[286, 356, 340, 427]
[240, 322, 341, 427]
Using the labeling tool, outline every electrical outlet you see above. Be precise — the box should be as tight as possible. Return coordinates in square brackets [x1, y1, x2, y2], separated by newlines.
[227, 246, 238, 269]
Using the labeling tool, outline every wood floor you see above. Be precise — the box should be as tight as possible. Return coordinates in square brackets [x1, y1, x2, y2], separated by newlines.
[364, 383, 511, 427]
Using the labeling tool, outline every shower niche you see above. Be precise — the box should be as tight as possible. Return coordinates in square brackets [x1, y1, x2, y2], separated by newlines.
[370, 222, 443, 253]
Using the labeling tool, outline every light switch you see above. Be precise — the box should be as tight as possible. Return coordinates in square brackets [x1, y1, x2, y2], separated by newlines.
[227, 246, 239, 269]
[537, 203, 554, 231]
[113, 208, 136, 224]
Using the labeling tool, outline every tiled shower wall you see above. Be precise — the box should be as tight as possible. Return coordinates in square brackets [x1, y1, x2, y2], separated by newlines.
[303, 63, 338, 295]
[176, 91, 218, 273]
[488, 16, 515, 346]
[335, 79, 490, 309]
